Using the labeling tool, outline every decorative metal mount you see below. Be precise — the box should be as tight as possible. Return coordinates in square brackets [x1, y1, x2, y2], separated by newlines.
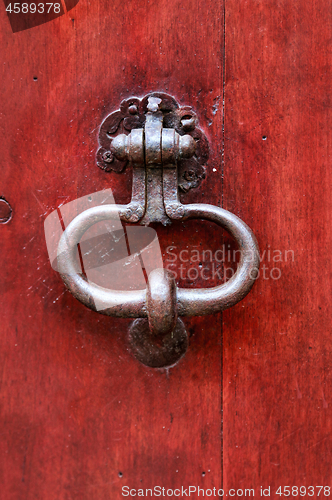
[57, 93, 260, 369]
[96, 92, 208, 194]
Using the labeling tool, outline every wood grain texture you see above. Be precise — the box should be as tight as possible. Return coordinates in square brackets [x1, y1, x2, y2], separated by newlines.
[0, 0, 224, 498]
[223, 0, 332, 492]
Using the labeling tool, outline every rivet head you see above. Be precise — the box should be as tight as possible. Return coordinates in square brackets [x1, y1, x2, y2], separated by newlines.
[102, 151, 114, 163]
[128, 105, 138, 115]
[179, 135, 196, 159]
[166, 203, 185, 219]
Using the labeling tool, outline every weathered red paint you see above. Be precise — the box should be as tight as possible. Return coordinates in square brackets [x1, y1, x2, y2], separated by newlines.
[0, 0, 223, 497]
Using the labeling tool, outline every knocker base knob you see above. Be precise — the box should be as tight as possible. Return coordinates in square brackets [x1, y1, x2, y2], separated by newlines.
[128, 318, 188, 369]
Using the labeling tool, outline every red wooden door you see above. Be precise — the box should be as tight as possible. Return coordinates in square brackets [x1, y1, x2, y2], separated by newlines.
[223, 1, 332, 492]
[1, 0, 331, 498]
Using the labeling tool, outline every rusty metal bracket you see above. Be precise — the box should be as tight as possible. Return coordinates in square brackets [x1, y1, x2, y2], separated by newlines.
[57, 93, 260, 368]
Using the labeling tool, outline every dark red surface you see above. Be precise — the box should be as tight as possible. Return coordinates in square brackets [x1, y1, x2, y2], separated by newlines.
[223, 0, 332, 493]
[1, 0, 331, 497]
[0, 0, 224, 498]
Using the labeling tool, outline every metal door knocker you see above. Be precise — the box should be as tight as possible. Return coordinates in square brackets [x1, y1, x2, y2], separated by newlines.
[57, 93, 260, 368]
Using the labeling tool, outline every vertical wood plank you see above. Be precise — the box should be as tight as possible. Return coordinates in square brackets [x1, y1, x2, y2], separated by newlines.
[224, 0, 332, 490]
[0, 0, 224, 497]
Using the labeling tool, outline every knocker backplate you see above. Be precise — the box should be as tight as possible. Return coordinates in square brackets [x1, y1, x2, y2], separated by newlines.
[96, 92, 209, 193]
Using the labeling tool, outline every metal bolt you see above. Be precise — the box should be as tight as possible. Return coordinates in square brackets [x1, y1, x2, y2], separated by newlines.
[147, 97, 162, 113]
[180, 115, 196, 132]
[102, 151, 114, 163]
